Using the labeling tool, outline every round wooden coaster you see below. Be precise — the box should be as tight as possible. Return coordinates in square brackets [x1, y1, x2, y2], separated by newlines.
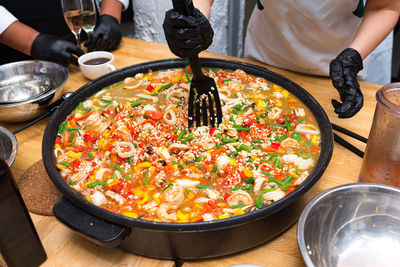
[18, 159, 62, 216]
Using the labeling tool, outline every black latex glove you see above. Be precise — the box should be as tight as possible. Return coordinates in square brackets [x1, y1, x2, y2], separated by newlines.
[31, 33, 83, 66]
[163, 7, 213, 58]
[329, 48, 364, 118]
[86, 14, 122, 52]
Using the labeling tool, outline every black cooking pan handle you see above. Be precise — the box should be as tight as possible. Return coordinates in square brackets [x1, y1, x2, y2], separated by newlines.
[53, 197, 130, 248]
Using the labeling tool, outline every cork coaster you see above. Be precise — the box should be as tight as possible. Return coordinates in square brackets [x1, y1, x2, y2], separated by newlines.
[18, 159, 63, 216]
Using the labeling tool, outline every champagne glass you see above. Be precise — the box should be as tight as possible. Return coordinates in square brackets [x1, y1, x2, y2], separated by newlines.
[61, 0, 83, 48]
[82, 0, 97, 35]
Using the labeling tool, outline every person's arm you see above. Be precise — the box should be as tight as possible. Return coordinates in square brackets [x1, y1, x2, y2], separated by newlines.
[86, 0, 126, 51]
[193, 0, 214, 19]
[99, 0, 124, 23]
[0, 21, 39, 56]
[350, 0, 400, 59]
[329, 0, 400, 118]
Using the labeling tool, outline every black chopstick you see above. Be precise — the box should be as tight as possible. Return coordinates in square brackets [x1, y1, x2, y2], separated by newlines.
[331, 123, 368, 143]
[333, 133, 364, 158]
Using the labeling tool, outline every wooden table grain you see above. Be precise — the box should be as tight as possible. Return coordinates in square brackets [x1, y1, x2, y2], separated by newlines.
[1, 37, 381, 267]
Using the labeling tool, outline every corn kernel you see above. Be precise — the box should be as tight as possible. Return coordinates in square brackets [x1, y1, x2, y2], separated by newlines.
[85, 196, 92, 202]
[155, 84, 162, 91]
[242, 168, 253, 178]
[67, 151, 82, 158]
[172, 76, 181, 82]
[153, 218, 162, 222]
[122, 212, 138, 218]
[311, 135, 320, 144]
[134, 187, 143, 196]
[150, 166, 156, 173]
[272, 84, 282, 91]
[256, 100, 265, 110]
[138, 193, 149, 205]
[108, 179, 119, 186]
[171, 107, 178, 113]
[234, 208, 245, 216]
[137, 162, 152, 168]
[55, 144, 61, 149]
[142, 75, 149, 81]
[153, 192, 161, 204]
[177, 210, 190, 220]
[281, 90, 289, 97]
[230, 159, 236, 166]
[218, 214, 230, 220]
[275, 100, 282, 107]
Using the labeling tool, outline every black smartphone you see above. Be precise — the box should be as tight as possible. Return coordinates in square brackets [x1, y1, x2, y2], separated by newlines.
[0, 160, 47, 267]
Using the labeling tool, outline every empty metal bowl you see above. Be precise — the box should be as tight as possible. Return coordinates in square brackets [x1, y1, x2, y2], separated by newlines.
[0, 60, 69, 122]
[0, 126, 17, 166]
[298, 183, 400, 267]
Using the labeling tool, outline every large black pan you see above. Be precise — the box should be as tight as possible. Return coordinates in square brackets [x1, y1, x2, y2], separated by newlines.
[42, 58, 333, 260]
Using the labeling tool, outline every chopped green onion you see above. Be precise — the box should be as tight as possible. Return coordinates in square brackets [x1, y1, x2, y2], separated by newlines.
[66, 127, 80, 131]
[197, 164, 203, 169]
[69, 132, 75, 143]
[158, 83, 173, 92]
[242, 177, 255, 184]
[223, 79, 233, 82]
[143, 176, 149, 186]
[88, 152, 94, 159]
[212, 164, 218, 173]
[195, 157, 205, 162]
[277, 134, 288, 142]
[292, 132, 302, 143]
[181, 134, 195, 144]
[123, 174, 134, 180]
[196, 184, 213, 189]
[177, 130, 187, 141]
[163, 183, 174, 192]
[221, 137, 235, 144]
[76, 102, 83, 110]
[131, 101, 142, 108]
[237, 144, 252, 152]
[67, 180, 75, 186]
[252, 139, 263, 143]
[283, 175, 293, 185]
[101, 99, 112, 103]
[298, 152, 315, 158]
[261, 170, 274, 177]
[296, 169, 302, 175]
[235, 126, 250, 132]
[231, 203, 245, 209]
[88, 181, 102, 188]
[306, 140, 311, 149]
[255, 188, 277, 208]
[111, 163, 124, 173]
[58, 121, 67, 134]
[267, 176, 284, 186]
[59, 161, 69, 167]
[128, 157, 134, 164]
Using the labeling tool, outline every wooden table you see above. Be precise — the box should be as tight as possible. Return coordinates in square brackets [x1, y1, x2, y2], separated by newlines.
[1, 37, 380, 267]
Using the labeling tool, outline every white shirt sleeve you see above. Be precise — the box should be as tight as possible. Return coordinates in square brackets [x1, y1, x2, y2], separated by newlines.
[117, 0, 129, 11]
[0, 6, 18, 35]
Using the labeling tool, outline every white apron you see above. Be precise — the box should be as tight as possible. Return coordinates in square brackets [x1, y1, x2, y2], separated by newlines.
[244, 0, 392, 85]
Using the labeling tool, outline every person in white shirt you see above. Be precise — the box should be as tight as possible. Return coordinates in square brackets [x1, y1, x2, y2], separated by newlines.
[163, 0, 400, 118]
[0, 0, 128, 66]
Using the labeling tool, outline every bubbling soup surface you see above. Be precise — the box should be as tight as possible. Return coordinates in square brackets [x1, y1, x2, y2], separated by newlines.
[54, 67, 321, 223]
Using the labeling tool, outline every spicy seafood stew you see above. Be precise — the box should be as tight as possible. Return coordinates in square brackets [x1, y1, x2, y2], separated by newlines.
[54, 67, 321, 223]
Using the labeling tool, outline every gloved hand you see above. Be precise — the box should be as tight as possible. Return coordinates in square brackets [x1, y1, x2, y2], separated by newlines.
[31, 33, 84, 66]
[86, 14, 122, 52]
[329, 48, 364, 118]
[163, 7, 213, 58]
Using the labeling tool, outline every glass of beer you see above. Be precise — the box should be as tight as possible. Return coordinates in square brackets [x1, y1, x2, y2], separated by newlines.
[359, 83, 400, 187]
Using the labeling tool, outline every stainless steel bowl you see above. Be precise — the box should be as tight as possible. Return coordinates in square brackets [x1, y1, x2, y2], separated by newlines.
[298, 183, 400, 267]
[0, 126, 17, 166]
[0, 60, 69, 122]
